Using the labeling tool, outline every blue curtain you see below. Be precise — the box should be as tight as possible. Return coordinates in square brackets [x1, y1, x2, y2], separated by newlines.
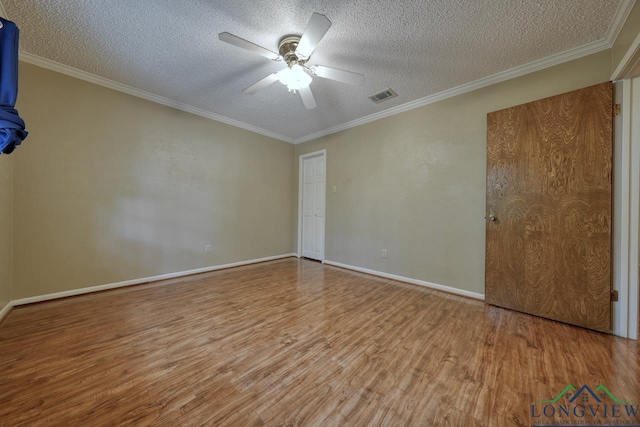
[0, 17, 27, 155]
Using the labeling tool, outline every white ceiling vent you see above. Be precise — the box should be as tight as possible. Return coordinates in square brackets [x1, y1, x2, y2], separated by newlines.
[369, 89, 398, 104]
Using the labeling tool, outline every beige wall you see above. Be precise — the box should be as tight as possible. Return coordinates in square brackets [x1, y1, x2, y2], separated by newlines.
[3, 47, 623, 301]
[294, 50, 612, 295]
[12, 63, 294, 299]
[612, 1, 640, 74]
[0, 154, 12, 308]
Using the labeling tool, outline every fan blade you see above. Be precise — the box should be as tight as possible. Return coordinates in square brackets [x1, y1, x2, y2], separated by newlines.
[243, 73, 280, 95]
[296, 13, 332, 58]
[311, 65, 364, 85]
[219, 32, 279, 61]
[299, 86, 317, 109]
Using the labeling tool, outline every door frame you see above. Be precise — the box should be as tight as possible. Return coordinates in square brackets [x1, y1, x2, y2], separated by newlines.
[297, 149, 327, 261]
[611, 31, 640, 340]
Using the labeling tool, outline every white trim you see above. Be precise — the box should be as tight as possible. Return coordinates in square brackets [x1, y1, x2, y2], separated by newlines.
[612, 31, 640, 81]
[324, 260, 485, 301]
[16, 42, 614, 147]
[294, 40, 612, 144]
[614, 80, 632, 338]
[17, 52, 294, 144]
[0, 301, 12, 324]
[2, 0, 632, 146]
[606, 0, 637, 47]
[612, 77, 640, 340]
[297, 149, 327, 261]
[11, 253, 296, 306]
[628, 77, 640, 340]
[293, 0, 636, 144]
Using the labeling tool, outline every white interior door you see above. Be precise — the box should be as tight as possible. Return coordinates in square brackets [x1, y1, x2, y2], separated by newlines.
[301, 153, 325, 260]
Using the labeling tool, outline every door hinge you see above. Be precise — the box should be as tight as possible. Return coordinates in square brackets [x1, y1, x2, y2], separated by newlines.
[613, 104, 621, 116]
[611, 290, 619, 302]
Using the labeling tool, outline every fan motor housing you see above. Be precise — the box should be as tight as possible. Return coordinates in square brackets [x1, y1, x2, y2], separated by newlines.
[279, 36, 307, 65]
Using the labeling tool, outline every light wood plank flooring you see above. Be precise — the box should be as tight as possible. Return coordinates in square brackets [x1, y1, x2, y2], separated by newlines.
[0, 258, 639, 426]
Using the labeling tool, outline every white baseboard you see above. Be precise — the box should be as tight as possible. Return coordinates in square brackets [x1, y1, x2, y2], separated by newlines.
[0, 300, 13, 324]
[11, 253, 297, 306]
[323, 260, 485, 301]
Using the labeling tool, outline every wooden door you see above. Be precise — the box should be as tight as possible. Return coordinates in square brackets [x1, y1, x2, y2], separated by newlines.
[485, 82, 613, 332]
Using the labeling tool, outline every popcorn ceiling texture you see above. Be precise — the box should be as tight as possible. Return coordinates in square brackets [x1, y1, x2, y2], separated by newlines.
[3, 0, 622, 140]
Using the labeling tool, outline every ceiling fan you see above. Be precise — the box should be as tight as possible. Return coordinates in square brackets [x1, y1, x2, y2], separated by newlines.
[219, 13, 364, 110]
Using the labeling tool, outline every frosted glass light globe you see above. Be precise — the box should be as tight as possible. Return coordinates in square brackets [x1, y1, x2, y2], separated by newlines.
[278, 64, 312, 90]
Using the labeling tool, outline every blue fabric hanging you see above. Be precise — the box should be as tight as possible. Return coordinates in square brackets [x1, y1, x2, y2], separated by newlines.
[0, 17, 27, 155]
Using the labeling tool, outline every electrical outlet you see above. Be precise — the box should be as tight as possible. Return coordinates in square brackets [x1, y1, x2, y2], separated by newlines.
[382, 249, 388, 258]
[205, 245, 212, 254]
[332, 185, 337, 193]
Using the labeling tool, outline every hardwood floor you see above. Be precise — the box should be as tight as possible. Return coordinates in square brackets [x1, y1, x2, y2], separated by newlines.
[0, 258, 638, 426]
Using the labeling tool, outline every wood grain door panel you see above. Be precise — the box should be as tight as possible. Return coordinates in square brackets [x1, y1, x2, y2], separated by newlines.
[485, 82, 612, 332]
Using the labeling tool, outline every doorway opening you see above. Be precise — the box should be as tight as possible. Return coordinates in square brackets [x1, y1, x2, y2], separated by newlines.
[297, 150, 326, 262]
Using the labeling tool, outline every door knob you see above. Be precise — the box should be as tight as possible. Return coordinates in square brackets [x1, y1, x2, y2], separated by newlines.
[489, 215, 496, 221]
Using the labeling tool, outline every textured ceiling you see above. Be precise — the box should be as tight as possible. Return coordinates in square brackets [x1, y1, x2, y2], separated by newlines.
[0, 0, 631, 142]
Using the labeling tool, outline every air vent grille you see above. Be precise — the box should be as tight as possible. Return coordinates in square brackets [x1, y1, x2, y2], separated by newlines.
[369, 88, 398, 104]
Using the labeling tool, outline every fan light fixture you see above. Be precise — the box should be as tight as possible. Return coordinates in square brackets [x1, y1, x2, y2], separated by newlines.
[219, 12, 365, 109]
[278, 64, 312, 92]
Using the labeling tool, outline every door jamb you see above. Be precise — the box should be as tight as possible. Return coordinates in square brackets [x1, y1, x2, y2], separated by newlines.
[297, 149, 327, 261]
[628, 78, 639, 340]
[612, 33, 640, 339]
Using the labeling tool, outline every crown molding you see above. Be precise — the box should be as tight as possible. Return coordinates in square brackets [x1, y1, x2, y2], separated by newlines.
[612, 30, 640, 80]
[4, 0, 294, 143]
[293, 39, 610, 143]
[293, 0, 636, 144]
[606, 0, 637, 44]
[17, 52, 294, 144]
[5, 0, 635, 145]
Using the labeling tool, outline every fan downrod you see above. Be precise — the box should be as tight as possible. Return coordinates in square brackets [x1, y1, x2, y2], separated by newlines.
[278, 36, 307, 66]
